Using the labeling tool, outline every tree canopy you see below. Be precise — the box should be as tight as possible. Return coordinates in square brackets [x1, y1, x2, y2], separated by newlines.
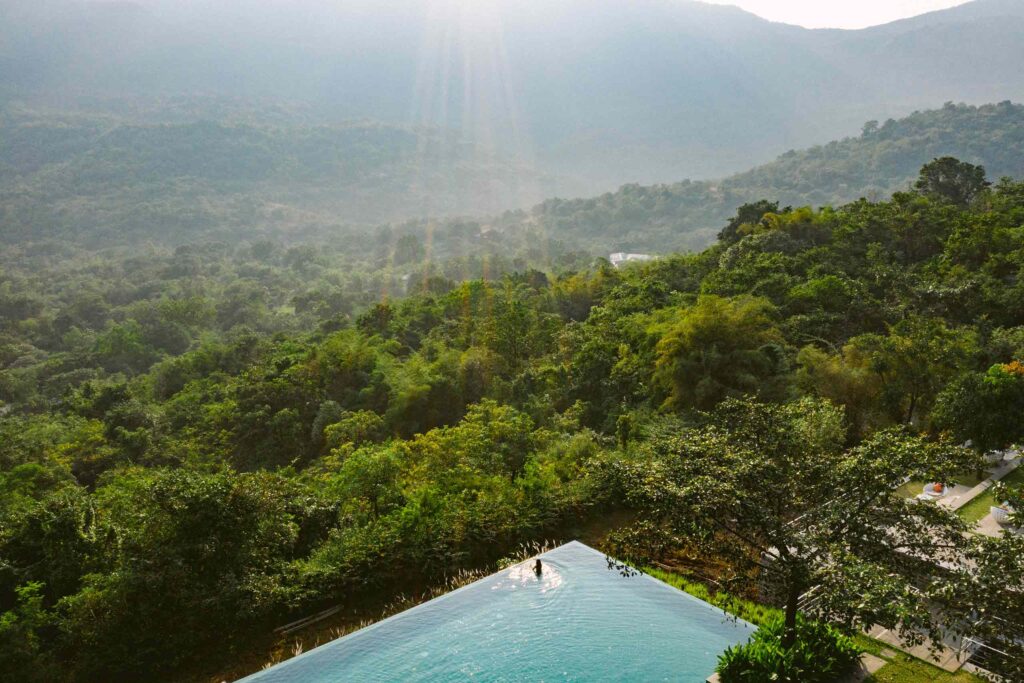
[3, 159, 1024, 680]
[609, 398, 979, 649]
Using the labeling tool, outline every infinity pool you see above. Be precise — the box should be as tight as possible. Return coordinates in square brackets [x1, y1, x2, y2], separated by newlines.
[240, 541, 755, 682]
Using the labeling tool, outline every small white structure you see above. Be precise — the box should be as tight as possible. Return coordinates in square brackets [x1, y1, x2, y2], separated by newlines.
[985, 450, 1008, 465]
[609, 252, 655, 268]
[991, 506, 1013, 525]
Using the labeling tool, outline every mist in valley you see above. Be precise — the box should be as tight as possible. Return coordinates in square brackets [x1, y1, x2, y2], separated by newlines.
[5, 0, 1024, 215]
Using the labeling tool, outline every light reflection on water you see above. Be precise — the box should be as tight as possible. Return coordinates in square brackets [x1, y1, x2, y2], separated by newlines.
[495, 560, 564, 594]
[239, 541, 755, 683]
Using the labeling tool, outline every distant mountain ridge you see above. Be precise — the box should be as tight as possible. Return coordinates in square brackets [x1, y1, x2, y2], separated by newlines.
[487, 101, 1024, 254]
[3, 101, 1023, 254]
[2, 0, 1023, 194]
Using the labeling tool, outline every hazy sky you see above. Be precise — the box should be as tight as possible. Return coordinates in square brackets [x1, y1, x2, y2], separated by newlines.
[702, 0, 971, 28]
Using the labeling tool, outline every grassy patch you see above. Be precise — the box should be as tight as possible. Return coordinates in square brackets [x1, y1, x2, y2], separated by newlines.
[643, 567, 781, 626]
[867, 653, 985, 682]
[958, 465, 1024, 524]
[854, 634, 887, 657]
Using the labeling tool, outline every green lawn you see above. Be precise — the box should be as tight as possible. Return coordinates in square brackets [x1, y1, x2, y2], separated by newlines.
[958, 465, 1024, 524]
[867, 654, 985, 682]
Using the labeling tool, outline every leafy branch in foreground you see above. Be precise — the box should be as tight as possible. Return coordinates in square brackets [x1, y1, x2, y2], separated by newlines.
[610, 397, 980, 651]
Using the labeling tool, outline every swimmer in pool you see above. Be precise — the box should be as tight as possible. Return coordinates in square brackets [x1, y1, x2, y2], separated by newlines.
[534, 559, 543, 575]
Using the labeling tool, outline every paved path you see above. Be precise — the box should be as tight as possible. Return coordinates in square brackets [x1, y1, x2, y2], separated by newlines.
[976, 513, 1005, 538]
[947, 455, 1021, 513]
[865, 625, 965, 672]
[935, 482, 976, 510]
[964, 455, 1022, 537]
[844, 654, 888, 682]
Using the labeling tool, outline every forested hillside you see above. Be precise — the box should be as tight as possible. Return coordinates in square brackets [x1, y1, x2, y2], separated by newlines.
[503, 101, 1024, 253]
[3, 0, 1024, 187]
[3, 159, 1024, 681]
[5, 2, 1024, 681]
[4, 101, 1024, 257]
[0, 103, 555, 245]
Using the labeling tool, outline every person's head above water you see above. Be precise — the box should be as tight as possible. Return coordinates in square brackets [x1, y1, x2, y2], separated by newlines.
[534, 559, 543, 574]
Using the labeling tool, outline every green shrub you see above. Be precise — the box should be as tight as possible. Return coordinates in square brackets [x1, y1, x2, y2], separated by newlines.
[717, 615, 861, 683]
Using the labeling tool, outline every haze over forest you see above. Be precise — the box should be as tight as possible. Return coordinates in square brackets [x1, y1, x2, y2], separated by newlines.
[4, 3, 1024, 683]
[4, 0, 1024, 208]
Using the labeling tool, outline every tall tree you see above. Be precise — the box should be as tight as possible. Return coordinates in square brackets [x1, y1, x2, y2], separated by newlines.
[932, 361, 1024, 453]
[653, 295, 788, 410]
[914, 156, 990, 206]
[611, 398, 979, 650]
[958, 534, 1024, 681]
[717, 200, 782, 244]
[850, 316, 978, 426]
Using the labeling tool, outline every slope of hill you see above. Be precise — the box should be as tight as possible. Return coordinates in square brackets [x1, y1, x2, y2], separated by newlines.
[3, 101, 1023, 255]
[2, 0, 1023, 193]
[0, 103, 562, 245]
[495, 101, 1024, 254]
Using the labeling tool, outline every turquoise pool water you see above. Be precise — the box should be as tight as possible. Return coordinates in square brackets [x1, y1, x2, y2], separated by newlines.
[240, 541, 755, 682]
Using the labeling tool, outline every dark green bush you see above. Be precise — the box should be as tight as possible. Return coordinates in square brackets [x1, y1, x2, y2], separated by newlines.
[717, 615, 861, 683]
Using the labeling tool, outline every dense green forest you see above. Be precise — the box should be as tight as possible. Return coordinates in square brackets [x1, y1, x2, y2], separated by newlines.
[0, 101, 555, 245]
[5, 101, 1023, 258]
[6, 3, 1024, 680]
[507, 101, 1024, 253]
[2, 157, 1024, 681]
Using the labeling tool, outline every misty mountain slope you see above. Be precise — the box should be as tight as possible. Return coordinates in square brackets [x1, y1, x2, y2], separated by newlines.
[817, 14, 1024, 104]
[0, 104, 557, 245]
[3, 101, 1022, 255]
[493, 101, 1024, 254]
[1, 0, 1023, 194]
[854, 0, 1024, 32]
[722, 101, 1024, 204]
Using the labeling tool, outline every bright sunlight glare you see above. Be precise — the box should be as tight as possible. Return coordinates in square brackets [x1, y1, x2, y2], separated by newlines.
[699, 0, 971, 29]
[398, 0, 543, 297]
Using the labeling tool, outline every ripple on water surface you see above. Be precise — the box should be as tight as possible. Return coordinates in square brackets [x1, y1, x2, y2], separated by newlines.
[239, 541, 755, 683]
